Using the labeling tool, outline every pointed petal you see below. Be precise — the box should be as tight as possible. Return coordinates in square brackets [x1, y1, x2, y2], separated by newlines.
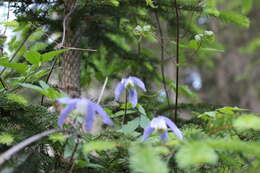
[142, 126, 154, 141]
[57, 97, 77, 104]
[84, 102, 95, 131]
[58, 102, 76, 127]
[114, 82, 125, 101]
[130, 76, 147, 91]
[93, 103, 113, 126]
[163, 117, 183, 140]
[160, 131, 168, 141]
[128, 89, 138, 108]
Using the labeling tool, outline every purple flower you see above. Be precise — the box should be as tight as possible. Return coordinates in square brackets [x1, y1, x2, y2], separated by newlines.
[142, 115, 183, 141]
[57, 97, 113, 131]
[114, 76, 146, 108]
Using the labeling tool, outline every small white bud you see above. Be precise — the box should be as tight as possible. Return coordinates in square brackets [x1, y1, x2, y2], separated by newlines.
[204, 30, 214, 36]
[135, 25, 142, 32]
[143, 25, 151, 31]
[194, 34, 202, 41]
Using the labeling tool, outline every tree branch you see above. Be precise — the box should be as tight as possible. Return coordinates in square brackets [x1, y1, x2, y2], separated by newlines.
[0, 128, 63, 166]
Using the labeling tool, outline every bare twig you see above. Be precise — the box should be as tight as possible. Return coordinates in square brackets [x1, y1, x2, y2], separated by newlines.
[174, 0, 180, 123]
[97, 77, 108, 104]
[0, 128, 63, 166]
[154, 10, 170, 107]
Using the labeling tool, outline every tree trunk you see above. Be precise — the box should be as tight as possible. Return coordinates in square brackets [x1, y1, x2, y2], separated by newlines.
[59, 0, 81, 98]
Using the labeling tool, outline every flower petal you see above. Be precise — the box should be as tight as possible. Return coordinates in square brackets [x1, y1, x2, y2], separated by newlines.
[84, 102, 95, 131]
[160, 131, 168, 141]
[163, 117, 183, 140]
[57, 97, 78, 104]
[130, 76, 147, 91]
[93, 103, 113, 126]
[58, 102, 76, 127]
[128, 89, 138, 108]
[142, 126, 154, 141]
[114, 81, 125, 101]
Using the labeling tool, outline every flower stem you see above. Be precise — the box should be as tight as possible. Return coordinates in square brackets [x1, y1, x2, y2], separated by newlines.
[123, 91, 128, 124]
[174, 0, 180, 124]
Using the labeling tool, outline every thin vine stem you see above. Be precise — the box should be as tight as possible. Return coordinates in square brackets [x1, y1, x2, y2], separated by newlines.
[174, 0, 180, 124]
[154, 10, 170, 107]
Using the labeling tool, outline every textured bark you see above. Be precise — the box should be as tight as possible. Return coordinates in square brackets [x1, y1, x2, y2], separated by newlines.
[59, 0, 82, 98]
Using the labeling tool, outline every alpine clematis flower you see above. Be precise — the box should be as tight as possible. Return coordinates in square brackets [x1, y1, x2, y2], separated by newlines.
[57, 97, 113, 131]
[114, 76, 146, 108]
[142, 115, 183, 141]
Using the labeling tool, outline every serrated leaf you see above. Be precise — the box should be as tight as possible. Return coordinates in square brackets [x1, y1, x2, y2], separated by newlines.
[83, 141, 116, 153]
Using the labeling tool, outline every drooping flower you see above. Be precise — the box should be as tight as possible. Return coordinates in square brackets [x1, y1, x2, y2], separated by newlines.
[142, 115, 183, 141]
[57, 97, 113, 131]
[114, 76, 146, 108]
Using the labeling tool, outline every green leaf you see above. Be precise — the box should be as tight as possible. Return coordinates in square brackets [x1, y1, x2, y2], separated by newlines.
[241, 0, 253, 15]
[176, 142, 218, 168]
[0, 133, 14, 145]
[217, 106, 246, 114]
[219, 11, 250, 28]
[140, 115, 150, 129]
[41, 49, 67, 63]
[83, 140, 116, 153]
[137, 104, 147, 116]
[112, 110, 137, 118]
[39, 80, 50, 90]
[204, 7, 220, 17]
[20, 83, 45, 94]
[0, 62, 28, 73]
[233, 114, 260, 131]
[6, 93, 28, 105]
[24, 50, 41, 65]
[49, 133, 66, 144]
[129, 144, 168, 173]
[119, 117, 140, 134]
[145, 0, 158, 8]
